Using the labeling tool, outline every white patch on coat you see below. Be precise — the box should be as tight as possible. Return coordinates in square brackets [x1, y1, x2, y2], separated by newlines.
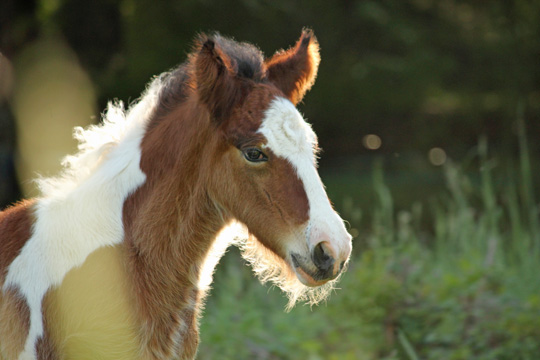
[3, 78, 163, 359]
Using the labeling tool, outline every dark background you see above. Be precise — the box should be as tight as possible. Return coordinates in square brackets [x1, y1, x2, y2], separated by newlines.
[1, 0, 539, 208]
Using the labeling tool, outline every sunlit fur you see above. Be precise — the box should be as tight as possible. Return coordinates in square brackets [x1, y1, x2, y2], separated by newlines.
[237, 231, 340, 311]
[201, 220, 339, 311]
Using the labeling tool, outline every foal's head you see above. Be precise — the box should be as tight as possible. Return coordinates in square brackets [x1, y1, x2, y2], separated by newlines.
[162, 30, 352, 305]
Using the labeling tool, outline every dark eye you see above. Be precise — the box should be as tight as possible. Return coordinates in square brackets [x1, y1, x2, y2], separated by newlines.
[243, 148, 268, 163]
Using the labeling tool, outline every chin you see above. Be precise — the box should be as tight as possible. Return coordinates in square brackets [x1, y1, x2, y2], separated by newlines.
[292, 265, 331, 287]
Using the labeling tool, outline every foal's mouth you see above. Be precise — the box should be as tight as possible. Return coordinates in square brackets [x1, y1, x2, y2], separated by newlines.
[290, 253, 337, 287]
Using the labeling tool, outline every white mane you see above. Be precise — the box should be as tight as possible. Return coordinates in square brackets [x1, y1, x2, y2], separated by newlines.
[35, 76, 163, 198]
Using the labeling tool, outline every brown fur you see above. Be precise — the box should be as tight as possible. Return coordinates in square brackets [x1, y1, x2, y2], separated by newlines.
[0, 287, 31, 359]
[0, 200, 35, 287]
[35, 332, 58, 360]
[37, 293, 59, 360]
[123, 95, 225, 358]
[0, 201, 34, 358]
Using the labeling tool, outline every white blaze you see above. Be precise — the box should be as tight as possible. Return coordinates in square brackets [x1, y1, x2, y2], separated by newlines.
[258, 97, 351, 254]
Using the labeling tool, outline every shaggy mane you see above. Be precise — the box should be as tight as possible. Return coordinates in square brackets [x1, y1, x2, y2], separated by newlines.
[35, 77, 163, 198]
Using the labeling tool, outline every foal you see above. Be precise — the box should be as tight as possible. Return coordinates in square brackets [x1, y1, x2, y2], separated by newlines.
[0, 30, 352, 360]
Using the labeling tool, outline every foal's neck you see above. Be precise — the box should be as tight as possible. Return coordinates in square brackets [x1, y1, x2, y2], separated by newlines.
[122, 102, 226, 358]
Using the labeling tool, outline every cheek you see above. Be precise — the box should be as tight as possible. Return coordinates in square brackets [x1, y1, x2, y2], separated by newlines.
[210, 150, 269, 218]
[210, 150, 309, 256]
[219, 167, 291, 257]
[216, 155, 245, 202]
[266, 158, 309, 225]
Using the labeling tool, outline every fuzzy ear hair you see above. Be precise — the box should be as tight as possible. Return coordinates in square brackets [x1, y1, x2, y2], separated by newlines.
[195, 35, 242, 121]
[265, 29, 321, 105]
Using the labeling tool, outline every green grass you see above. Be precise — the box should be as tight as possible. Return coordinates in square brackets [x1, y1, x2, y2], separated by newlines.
[198, 126, 540, 359]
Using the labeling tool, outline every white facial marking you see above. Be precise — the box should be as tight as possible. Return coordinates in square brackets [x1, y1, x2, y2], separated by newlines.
[3, 79, 162, 359]
[258, 97, 351, 254]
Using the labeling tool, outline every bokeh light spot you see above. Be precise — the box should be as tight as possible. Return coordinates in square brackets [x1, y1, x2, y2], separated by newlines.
[428, 147, 447, 166]
[362, 134, 382, 150]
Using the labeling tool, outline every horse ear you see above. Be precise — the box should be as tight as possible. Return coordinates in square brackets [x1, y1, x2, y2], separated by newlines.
[265, 29, 321, 105]
[194, 35, 240, 122]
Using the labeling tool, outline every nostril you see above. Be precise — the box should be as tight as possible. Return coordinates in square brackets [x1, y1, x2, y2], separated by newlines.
[340, 261, 345, 272]
[312, 242, 335, 272]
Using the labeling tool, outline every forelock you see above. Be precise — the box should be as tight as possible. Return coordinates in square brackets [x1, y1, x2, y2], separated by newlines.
[258, 97, 318, 159]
